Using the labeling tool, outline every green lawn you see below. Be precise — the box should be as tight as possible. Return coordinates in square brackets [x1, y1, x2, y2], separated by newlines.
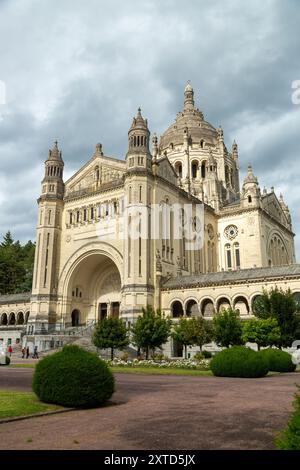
[0, 390, 63, 419]
[110, 366, 213, 376]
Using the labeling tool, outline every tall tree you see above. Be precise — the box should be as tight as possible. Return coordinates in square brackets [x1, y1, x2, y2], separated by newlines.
[190, 317, 214, 352]
[93, 317, 129, 360]
[172, 317, 196, 359]
[0, 232, 35, 295]
[253, 288, 300, 348]
[131, 306, 171, 359]
[242, 318, 281, 350]
[213, 308, 244, 348]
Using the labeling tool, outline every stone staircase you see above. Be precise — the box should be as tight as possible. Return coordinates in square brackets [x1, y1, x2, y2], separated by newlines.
[40, 321, 138, 359]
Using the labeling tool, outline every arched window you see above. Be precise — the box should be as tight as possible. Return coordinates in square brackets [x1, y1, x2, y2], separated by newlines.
[175, 162, 182, 178]
[8, 313, 16, 325]
[234, 242, 241, 269]
[225, 165, 230, 186]
[225, 244, 232, 270]
[248, 195, 252, 203]
[129, 186, 132, 204]
[200, 139, 205, 149]
[201, 162, 206, 178]
[191, 161, 198, 179]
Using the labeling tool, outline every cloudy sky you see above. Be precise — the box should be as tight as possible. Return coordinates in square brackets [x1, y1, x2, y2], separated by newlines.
[0, 0, 300, 256]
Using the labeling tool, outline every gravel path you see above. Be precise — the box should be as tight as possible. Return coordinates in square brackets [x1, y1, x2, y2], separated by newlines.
[0, 368, 299, 450]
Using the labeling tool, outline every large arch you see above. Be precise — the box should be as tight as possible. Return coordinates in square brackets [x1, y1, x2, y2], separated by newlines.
[58, 243, 123, 325]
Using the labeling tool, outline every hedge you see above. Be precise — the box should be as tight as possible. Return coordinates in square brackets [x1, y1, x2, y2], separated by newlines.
[210, 346, 269, 378]
[32, 345, 115, 407]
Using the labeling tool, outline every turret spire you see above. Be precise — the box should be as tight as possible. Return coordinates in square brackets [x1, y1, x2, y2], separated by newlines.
[184, 81, 195, 111]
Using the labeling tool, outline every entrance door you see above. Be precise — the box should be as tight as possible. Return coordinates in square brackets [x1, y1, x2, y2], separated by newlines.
[71, 309, 80, 327]
[172, 339, 183, 358]
[111, 302, 120, 318]
[98, 303, 108, 321]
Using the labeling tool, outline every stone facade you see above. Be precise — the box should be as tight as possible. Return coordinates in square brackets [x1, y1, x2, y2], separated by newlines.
[0, 83, 299, 354]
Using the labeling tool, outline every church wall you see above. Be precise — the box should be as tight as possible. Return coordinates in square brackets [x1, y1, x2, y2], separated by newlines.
[218, 209, 263, 270]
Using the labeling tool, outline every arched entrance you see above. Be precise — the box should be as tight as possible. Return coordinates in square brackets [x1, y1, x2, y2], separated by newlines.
[71, 309, 80, 327]
[63, 248, 122, 326]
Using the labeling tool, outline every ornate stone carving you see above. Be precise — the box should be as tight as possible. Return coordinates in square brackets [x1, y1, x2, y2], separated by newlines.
[224, 225, 238, 240]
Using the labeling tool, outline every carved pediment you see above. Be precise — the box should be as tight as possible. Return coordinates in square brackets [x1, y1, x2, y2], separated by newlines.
[65, 156, 126, 197]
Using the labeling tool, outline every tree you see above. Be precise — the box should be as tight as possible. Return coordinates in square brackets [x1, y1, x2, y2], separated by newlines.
[131, 306, 171, 359]
[172, 317, 214, 357]
[242, 318, 281, 350]
[93, 317, 129, 360]
[0, 232, 35, 295]
[172, 317, 196, 359]
[191, 317, 214, 352]
[213, 308, 244, 348]
[253, 288, 300, 348]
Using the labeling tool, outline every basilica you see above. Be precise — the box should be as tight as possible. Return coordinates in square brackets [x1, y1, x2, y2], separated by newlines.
[1, 83, 300, 356]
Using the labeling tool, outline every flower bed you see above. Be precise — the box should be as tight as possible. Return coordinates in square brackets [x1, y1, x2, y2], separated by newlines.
[105, 358, 210, 370]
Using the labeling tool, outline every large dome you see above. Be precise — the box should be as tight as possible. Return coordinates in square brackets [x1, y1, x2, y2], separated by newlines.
[159, 84, 218, 151]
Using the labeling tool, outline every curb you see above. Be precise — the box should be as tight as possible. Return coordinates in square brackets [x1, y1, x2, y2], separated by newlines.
[0, 407, 75, 424]
[0, 399, 122, 425]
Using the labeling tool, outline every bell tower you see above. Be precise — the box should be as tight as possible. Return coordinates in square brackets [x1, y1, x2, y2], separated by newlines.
[30, 141, 65, 334]
[126, 108, 152, 171]
[122, 109, 154, 322]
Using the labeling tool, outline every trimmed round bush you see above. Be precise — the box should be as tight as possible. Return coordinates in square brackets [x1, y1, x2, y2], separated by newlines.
[210, 346, 269, 378]
[32, 345, 115, 407]
[258, 348, 296, 373]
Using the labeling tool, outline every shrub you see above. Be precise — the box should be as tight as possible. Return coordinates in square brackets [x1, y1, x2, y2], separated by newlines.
[202, 350, 212, 359]
[258, 348, 296, 373]
[210, 346, 269, 378]
[276, 386, 300, 449]
[32, 345, 115, 407]
[119, 351, 129, 362]
[194, 351, 204, 362]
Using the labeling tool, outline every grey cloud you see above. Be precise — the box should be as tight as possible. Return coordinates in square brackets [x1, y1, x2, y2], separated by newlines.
[0, 0, 300, 257]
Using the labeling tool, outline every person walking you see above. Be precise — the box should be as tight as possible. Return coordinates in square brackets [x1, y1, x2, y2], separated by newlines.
[7, 345, 12, 357]
[33, 346, 39, 359]
[21, 347, 25, 359]
[26, 346, 30, 359]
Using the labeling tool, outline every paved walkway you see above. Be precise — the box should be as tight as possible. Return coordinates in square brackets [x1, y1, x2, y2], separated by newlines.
[0, 367, 299, 450]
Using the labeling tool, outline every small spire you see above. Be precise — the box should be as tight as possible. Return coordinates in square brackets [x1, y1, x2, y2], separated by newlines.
[184, 81, 195, 111]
